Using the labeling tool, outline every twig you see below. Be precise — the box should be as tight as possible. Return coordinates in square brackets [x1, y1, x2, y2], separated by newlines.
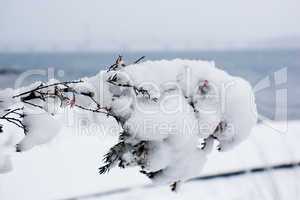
[5, 56, 148, 137]
[13, 80, 83, 98]
[23, 100, 44, 109]
[107, 78, 153, 100]
[5, 117, 25, 130]
[75, 104, 110, 115]
[107, 55, 126, 72]
[2, 108, 23, 118]
[133, 56, 145, 64]
[0, 107, 26, 134]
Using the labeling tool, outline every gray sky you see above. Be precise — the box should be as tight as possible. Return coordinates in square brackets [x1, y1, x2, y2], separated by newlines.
[0, 0, 300, 51]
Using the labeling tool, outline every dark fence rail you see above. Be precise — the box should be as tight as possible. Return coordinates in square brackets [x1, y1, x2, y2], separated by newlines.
[62, 161, 300, 200]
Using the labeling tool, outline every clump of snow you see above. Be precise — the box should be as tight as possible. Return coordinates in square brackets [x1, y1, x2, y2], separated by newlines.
[98, 59, 257, 187]
[214, 77, 257, 151]
[0, 131, 14, 173]
[0, 110, 23, 173]
[16, 106, 63, 152]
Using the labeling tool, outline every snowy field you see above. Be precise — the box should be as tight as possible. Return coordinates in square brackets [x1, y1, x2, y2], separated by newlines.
[0, 120, 299, 200]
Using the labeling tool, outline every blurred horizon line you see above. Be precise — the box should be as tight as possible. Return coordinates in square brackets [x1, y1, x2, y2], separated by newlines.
[0, 47, 299, 54]
[1, 35, 300, 53]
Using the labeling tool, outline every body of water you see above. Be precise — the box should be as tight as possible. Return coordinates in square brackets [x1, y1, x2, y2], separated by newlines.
[0, 49, 299, 120]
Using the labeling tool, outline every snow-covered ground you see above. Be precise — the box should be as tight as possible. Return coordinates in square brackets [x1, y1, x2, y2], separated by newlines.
[0, 120, 299, 200]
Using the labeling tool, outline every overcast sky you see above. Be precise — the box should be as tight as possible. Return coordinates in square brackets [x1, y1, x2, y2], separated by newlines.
[0, 0, 300, 51]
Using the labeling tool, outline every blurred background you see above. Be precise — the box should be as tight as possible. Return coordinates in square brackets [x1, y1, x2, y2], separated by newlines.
[1, 0, 300, 119]
[0, 0, 299, 120]
[0, 1, 300, 199]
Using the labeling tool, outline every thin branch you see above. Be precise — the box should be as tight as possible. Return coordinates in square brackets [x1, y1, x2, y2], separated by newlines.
[133, 56, 145, 64]
[2, 108, 23, 118]
[107, 55, 126, 72]
[107, 80, 132, 88]
[0, 108, 26, 134]
[107, 79, 154, 100]
[13, 80, 83, 98]
[13, 79, 118, 121]
[75, 104, 110, 115]
[5, 117, 25, 130]
[23, 100, 44, 109]
[5, 56, 147, 138]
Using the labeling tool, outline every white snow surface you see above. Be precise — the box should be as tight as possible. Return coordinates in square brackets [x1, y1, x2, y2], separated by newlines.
[0, 121, 299, 200]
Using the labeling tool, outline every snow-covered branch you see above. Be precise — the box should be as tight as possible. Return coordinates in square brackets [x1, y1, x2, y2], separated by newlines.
[0, 57, 257, 191]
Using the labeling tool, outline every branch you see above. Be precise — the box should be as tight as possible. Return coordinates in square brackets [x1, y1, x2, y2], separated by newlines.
[13, 80, 83, 98]
[0, 107, 26, 134]
[107, 55, 126, 72]
[1, 108, 24, 118]
[5, 56, 148, 137]
[74, 104, 111, 116]
[133, 56, 145, 64]
[5, 117, 26, 131]
[23, 100, 44, 109]
[107, 75, 156, 101]
[107, 55, 145, 72]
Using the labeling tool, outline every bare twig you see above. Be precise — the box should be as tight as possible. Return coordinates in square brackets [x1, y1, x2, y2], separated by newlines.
[133, 56, 145, 64]
[107, 55, 126, 72]
[107, 78, 155, 101]
[107, 55, 145, 72]
[13, 78, 123, 125]
[13, 80, 83, 98]
[23, 100, 44, 109]
[5, 117, 25, 130]
[1, 108, 24, 118]
[0, 107, 26, 134]
[74, 104, 110, 116]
